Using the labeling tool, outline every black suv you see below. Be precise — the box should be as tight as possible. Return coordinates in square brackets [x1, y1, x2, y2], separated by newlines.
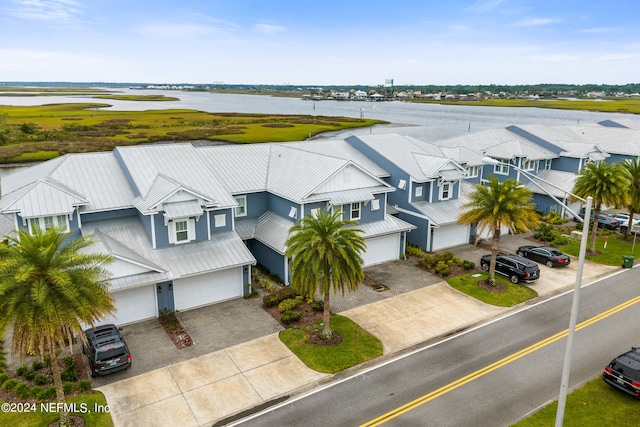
[480, 254, 540, 284]
[602, 347, 640, 398]
[83, 324, 132, 377]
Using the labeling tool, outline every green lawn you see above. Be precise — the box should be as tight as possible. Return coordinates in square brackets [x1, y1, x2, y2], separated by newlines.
[446, 271, 538, 306]
[0, 392, 113, 427]
[560, 232, 640, 266]
[279, 315, 383, 373]
[512, 377, 640, 426]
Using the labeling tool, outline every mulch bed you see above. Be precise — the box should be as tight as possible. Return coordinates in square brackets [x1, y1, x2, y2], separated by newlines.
[158, 313, 194, 349]
[264, 302, 323, 328]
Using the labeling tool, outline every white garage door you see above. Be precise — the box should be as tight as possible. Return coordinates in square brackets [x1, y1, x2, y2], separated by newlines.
[432, 224, 469, 251]
[174, 267, 243, 312]
[363, 234, 400, 266]
[101, 285, 157, 326]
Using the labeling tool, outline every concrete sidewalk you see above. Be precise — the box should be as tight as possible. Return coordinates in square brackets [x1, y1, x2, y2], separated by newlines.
[96, 238, 621, 427]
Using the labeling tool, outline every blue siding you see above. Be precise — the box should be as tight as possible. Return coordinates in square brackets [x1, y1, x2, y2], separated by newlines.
[431, 180, 459, 202]
[247, 239, 286, 282]
[210, 208, 233, 234]
[553, 156, 582, 173]
[361, 193, 385, 223]
[195, 214, 209, 240]
[152, 213, 169, 248]
[244, 192, 268, 218]
[81, 208, 137, 223]
[411, 182, 428, 202]
[268, 193, 301, 221]
[398, 212, 429, 251]
[606, 153, 629, 164]
[303, 201, 328, 218]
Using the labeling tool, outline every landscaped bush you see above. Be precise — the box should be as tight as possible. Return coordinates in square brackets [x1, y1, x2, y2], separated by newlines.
[263, 286, 299, 308]
[37, 386, 56, 400]
[406, 245, 424, 257]
[63, 381, 74, 395]
[462, 260, 475, 270]
[0, 372, 9, 384]
[434, 261, 451, 277]
[16, 364, 29, 377]
[543, 211, 568, 224]
[534, 223, 556, 242]
[60, 357, 78, 382]
[3, 378, 18, 391]
[278, 297, 302, 313]
[311, 300, 324, 312]
[29, 386, 43, 399]
[34, 373, 50, 386]
[32, 360, 45, 371]
[281, 310, 302, 324]
[77, 379, 92, 392]
[14, 381, 30, 399]
[551, 235, 569, 246]
[24, 369, 36, 380]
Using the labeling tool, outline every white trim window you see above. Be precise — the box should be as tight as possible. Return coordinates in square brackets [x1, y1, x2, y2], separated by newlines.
[523, 159, 536, 171]
[439, 182, 452, 200]
[351, 202, 361, 220]
[234, 195, 247, 217]
[28, 215, 68, 234]
[169, 218, 195, 244]
[214, 214, 226, 228]
[414, 185, 423, 198]
[464, 166, 479, 178]
[493, 159, 510, 175]
[544, 159, 552, 170]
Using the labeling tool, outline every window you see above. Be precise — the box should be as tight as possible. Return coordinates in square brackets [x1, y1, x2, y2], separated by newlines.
[234, 195, 247, 217]
[28, 215, 69, 234]
[493, 159, 510, 175]
[414, 186, 423, 198]
[351, 202, 361, 220]
[464, 166, 479, 178]
[175, 220, 189, 242]
[310, 208, 320, 218]
[523, 160, 536, 171]
[168, 218, 195, 244]
[214, 214, 226, 228]
[544, 159, 552, 170]
[440, 182, 451, 200]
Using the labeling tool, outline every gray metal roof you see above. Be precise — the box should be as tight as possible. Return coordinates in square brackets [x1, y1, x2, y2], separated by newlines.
[355, 214, 416, 238]
[163, 200, 204, 219]
[482, 139, 556, 161]
[557, 125, 640, 156]
[412, 195, 469, 226]
[254, 211, 294, 254]
[82, 217, 256, 279]
[306, 187, 379, 205]
[197, 144, 271, 193]
[0, 178, 88, 217]
[115, 143, 236, 208]
[523, 169, 577, 198]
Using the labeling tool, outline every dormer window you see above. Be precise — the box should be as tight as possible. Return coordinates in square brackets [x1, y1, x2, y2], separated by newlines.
[523, 160, 536, 171]
[28, 215, 68, 234]
[351, 202, 361, 220]
[493, 159, 510, 176]
[440, 182, 452, 200]
[168, 218, 195, 244]
[234, 195, 247, 217]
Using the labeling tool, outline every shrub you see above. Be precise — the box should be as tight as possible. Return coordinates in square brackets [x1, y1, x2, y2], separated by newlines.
[281, 310, 302, 324]
[0, 372, 9, 384]
[534, 223, 556, 242]
[263, 286, 299, 308]
[77, 379, 92, 393]
[60, 357, 78, 383]
[434, 261, 451, 277]
[37, 386, 56, 401]
[32, 360, 45, 371]
[34, 373, 50, 386]
[14, 382, 30, 399]
[406, 245, 424, 257]
[63, 381, 74, 395]
[419, 254, 437, 269]
[552, 235, 569, 246]
[3, 378, 18, 391]
[278, 297, 302, 313]
[543, 211, 568, 225]
[30, 386, 43, 399]
[24, 369, 36, 380]
[311, 300, 324, 312]
[16, 364, 29, 377]
[462, 260, 475, 270]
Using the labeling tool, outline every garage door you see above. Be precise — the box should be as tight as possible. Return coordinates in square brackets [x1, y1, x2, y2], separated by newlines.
[362, 234, 400, 266]
[101, 285, 157, 326]
[173, 267, 243, 311]
[432, 224, 469, 251]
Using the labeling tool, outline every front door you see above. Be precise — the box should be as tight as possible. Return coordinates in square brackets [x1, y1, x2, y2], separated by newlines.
[156, 281, 175, 313]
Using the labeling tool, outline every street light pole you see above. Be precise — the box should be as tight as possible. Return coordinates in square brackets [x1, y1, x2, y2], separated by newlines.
[479, 157, 592, 426]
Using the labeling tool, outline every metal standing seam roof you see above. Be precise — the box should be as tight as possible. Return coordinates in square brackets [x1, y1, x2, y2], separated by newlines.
[82, 217, 256, 279]
[0, 178, 88, 217]
[115, 144, 237, 208]
[162, 200, 204, 219]
[523, 169, 577, 198]
[438, 145, 485, 167]
[411, 196, 469, 226]
[354, 214, 416, 238]
[133, 174, 216, 214]
[305, 187, 380, 205]
[557, 126, 640, 156]
[481, 139, 556, 161]
[254, 211, 295, 254]
[197, 144, 272, 193]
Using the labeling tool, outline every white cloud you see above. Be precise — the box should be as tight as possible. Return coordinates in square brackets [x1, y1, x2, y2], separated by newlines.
[467, 0, 505, 13]
[515, 17, 561, 27]
[595, 53, 633, 62]
[6, 0, 81, 21]
[134, 23, 225, 39]
[253, 24, 285, 34]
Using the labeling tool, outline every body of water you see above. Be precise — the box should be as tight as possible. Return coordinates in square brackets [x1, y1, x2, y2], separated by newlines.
[0, 89, 637, 178]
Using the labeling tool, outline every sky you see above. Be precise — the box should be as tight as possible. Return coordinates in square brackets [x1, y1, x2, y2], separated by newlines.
[0, 0, 638, 86]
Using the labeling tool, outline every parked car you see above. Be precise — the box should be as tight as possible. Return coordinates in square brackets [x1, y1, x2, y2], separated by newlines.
[480, 254, 540, 284]
[83, 324, 132, 377]
[516, 245, 571, 268]
[596, 214, 621, 229]
[602, 347, 640, 398]
[612, 213, 640, 234]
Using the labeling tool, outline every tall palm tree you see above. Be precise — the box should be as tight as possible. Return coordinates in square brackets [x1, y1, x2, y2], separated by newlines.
[572, 161, 630, 253]
[285, 208, 366, 340]
[0, 227, 114, 427]
[458, 176, 539, 286]
[622, 158, 640, 239]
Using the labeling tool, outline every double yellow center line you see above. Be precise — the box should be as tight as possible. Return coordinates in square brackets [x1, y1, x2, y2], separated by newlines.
[361, 295, 640, 427]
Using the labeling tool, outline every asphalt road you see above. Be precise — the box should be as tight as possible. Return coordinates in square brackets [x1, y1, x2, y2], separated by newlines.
[232, 268, 639, 427]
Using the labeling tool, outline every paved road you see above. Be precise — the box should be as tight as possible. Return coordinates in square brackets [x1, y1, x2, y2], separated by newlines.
[233, 268, 638, 426]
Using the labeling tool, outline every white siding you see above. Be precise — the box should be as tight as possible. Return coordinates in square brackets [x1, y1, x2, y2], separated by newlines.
[173, 267, 243, 311]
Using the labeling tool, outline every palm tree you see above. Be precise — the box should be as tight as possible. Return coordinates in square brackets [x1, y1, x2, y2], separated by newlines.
[622, 158, 640, 239]
[458, 176, 539, 286]
[0, 227, 114, 427]
[572, 161, 630, 253]
[285, 208, 366, 340]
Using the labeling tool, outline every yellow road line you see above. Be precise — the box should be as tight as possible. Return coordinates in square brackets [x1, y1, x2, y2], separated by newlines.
[361, 295, 640, 427]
